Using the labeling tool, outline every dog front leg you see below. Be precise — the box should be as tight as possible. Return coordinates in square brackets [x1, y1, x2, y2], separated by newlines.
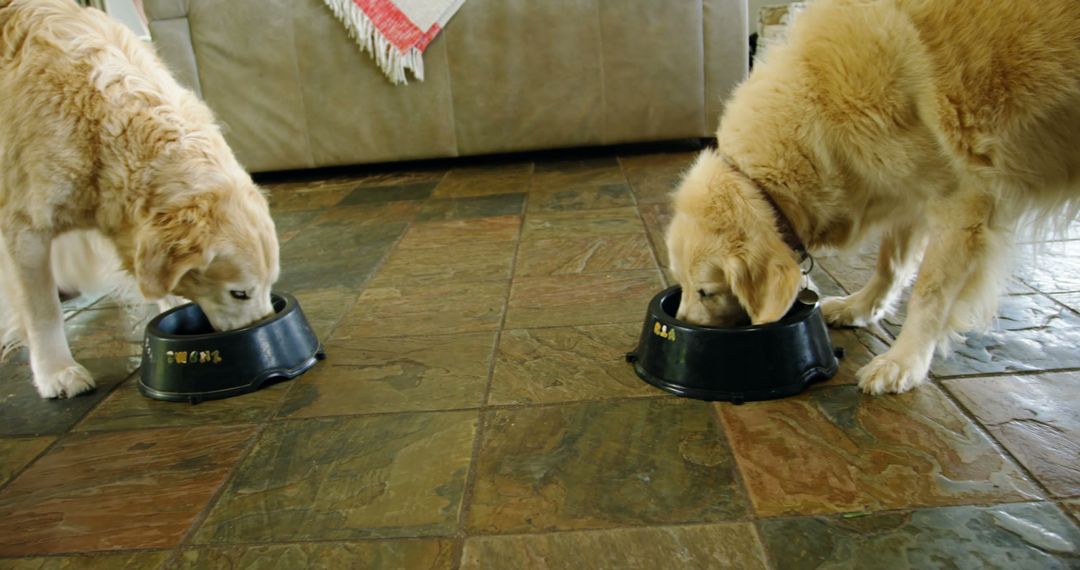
[857, 191, 995, 394]
[4, 228, 94, 398]
[822, 222, 927, 327]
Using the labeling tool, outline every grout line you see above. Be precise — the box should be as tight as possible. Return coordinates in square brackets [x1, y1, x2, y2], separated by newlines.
[616, 155, 674, 308]
[0, 367, 138, 496]
[933, 377, 1067, 504]
[64, 418, 266, 437]
[165, 420, 271, 567]
[436, 518, 774, 541]
[158, 536, 461, 561]
[269, 394, 670, 425]
[311, 194, 432, 345]
[158, 518, 772, 548]
[728, 381, 1063, 520]
[243, 365, 314, 439]
[452, 185, 530, 569]
[618, 156, 668, 276]
[751, 497, 1059, 523]
[0, 432, 66, 497]
[192, 172, 442, 487]
[0, 497, 1068, 562]
[706, 401, 777, 568]
[447, 537, 466, 570]
[195, 493, 1076, 547]
[1043, 291, 1080, 317]
[934, 366, 1080, 381]
[0, 547, 174, 562]
[797, 260, 1074, 514]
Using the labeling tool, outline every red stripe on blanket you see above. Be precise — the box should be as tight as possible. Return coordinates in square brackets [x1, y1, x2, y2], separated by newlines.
[416, 23, 441, 52]
[350, 0, 428, 52]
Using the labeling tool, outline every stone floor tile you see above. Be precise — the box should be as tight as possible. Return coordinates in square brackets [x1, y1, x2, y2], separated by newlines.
[461, 523, 768, 569]
[0, 551, 172, 569]
[193, 412, 477, 543]
[944, 372, 1080, 497]
[432, 162, 532, 198]
[505, 271, 662, 329]
[718, 384, 1041, 517]
[279, 332, 495, 417]
[416, 193, 525, 221]
[176, 539, 455, 569]
[368, 241, 516, 287]
[0, 426, 255, 555]
[488, 324, 658, 405]
[531, 156, 624, 190]
[336, 281, 508, 338]
[396, 216, 521, 249]
[0, 358, 136, 436]
[760, 502, 1080, 570]
[76, 376, 290, 432]
[514, 234, 655, 277]
[521, 207, 646, 241]
[527, 183, 634, 212]
[338, 181, 437, 206]
[0, 436, 54, 487]
[467, 398, 749, 534]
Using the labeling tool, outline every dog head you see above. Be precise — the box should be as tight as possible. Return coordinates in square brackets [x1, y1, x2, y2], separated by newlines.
[666, 150, 803, 326]
[135, 171, 280, 331]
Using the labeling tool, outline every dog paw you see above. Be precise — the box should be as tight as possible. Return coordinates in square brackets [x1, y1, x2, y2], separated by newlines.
[34, 363, 96, 399]
[821, 295, 880, 328]
[856, 354, 927, 395]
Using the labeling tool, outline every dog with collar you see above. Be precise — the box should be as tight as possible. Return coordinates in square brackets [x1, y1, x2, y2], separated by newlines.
[666, 0, 1080, 394]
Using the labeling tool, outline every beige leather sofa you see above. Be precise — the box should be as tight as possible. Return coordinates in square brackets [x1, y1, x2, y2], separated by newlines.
[144, 0, 748, 173]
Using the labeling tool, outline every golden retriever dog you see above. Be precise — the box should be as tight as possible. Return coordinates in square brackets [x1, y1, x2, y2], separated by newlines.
[0, 0, 280, 398]
[667, 0, 1080, 394]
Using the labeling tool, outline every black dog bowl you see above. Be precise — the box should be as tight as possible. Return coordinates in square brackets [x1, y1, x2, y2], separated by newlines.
[139, 292, 325, 403]
[627, 286, 839, 403]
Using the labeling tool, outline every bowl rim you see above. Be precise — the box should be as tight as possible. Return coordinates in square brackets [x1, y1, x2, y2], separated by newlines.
[650, 285, 817, 333]
[145, 291, 297, 341]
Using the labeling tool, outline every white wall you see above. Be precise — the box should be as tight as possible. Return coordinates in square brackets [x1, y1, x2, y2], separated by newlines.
[749, 0, 796, 32]
[104, 0, 149, 40]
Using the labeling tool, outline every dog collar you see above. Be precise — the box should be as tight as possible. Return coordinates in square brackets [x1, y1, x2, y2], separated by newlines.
[719, 153, 809, 262]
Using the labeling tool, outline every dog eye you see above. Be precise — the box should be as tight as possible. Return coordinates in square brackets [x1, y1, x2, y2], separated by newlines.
[230, 290, 250, 301]
[698, 289, 713, 299]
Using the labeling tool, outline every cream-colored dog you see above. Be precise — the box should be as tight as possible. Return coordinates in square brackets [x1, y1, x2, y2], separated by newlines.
[0, 0, 279, 398]
[667, 0, 1080, 394]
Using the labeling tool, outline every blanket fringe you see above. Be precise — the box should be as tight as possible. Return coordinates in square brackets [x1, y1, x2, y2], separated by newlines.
[322, 0, 425, 84]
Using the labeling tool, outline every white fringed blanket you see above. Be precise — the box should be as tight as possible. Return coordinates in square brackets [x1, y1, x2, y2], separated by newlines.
[322, 0, 466, 85]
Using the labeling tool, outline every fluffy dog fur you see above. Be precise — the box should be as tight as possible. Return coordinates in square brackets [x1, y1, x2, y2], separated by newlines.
[0, 0, 280, 398]
[667, 0, 1080, 394]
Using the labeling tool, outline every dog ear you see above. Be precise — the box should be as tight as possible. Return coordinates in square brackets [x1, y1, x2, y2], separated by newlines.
[728, 241, 803, 324]
[135, 200, 216, 300]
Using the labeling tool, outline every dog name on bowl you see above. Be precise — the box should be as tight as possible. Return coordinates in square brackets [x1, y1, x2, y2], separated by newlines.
[166, 350, 223, 365]
[652, 322, 676, 342]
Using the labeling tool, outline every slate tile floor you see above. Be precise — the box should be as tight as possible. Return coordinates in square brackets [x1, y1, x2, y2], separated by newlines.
[1, 144, 1079, 568]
